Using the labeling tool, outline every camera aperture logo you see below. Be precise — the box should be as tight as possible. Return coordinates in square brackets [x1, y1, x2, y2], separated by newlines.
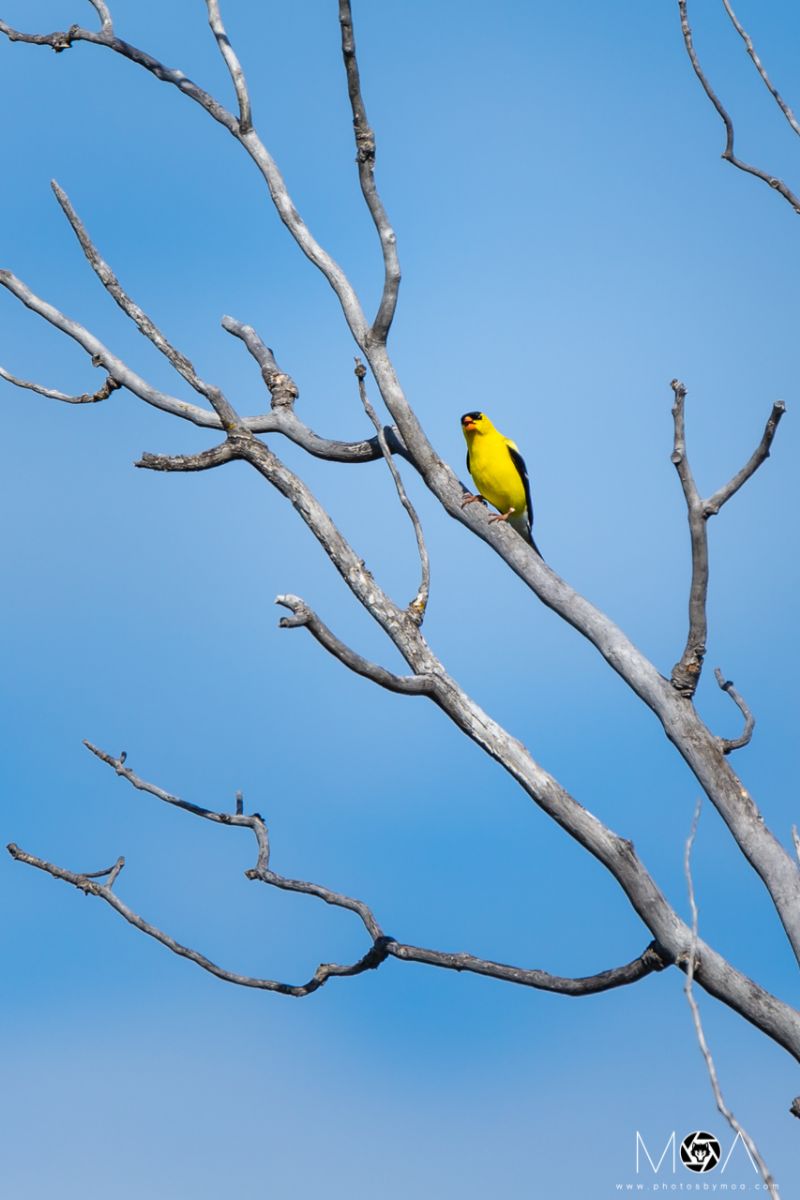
[632, 1129, 762, 1181]
[679, 1130, 721, 1173]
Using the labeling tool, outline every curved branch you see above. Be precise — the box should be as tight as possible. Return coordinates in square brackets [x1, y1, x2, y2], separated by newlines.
[387, 939, 671, 996]
[714, 668, 755, 754]
[88, 2, 113, 34]
[220, 316, 298, 408]
[0, 364, 119, 404]
[6, 842, 388, 998]
[275, 594, 433, 695]
[678, 0, 800, 214]
[722, 0, 800, 138]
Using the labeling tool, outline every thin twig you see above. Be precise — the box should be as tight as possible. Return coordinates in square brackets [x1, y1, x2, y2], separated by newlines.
[354, 359, 430, 622]
[678, 0, 800, 214]
[0, 364, 119, 404]
[275, 595, 433, 695]
[205, 1, 252, 133]
[704, 401, 786, 515]
[684, 800, 779, 1197]
[714, 668, 755, 753]
[83, 741, 271, 872]
[721, 0, 800, 138]
[78, 856, 125, 880]
[51, 181, 213, 397]
[338, 0, 400, 341]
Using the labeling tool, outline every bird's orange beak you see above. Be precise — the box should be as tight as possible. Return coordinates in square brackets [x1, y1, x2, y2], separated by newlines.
[462, 418, 476, 432]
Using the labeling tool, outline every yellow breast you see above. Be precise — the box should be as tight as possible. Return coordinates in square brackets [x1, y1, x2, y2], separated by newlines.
[467, 434, 528, 516]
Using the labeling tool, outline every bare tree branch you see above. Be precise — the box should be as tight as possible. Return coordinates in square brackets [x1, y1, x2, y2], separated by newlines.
[10, 744, 674, 1000]
[338, 0, 400, 342]
[0, 363, 119, 404]
[77, 855, 124, 882]
[6, 842, 389, 998]
[205, 0, 252, 134]
[0, 283, 406, 458]
[88, 2, 113, 35]
[678, 0, 800, 214]
[0, 269, 217, 426]
[220, 316, 298, 408]
[684, 801, 779, 1197]
[354, 359, 429, 622]
[4, 835, 672, 1000]
[52, 181, 214, 396]
[721, 0, 800, 138]
[670, 379, 708, 696]
[136, 444, 237, 473]
[387, 939, 671, 995]
[670, 381, 785, 697]
[714, 668, 755, 754]
[275, 593, 433, 695]
[221, 315, 410, 461]
[704, 400, 786, 515]
[83, 740, 271, 872]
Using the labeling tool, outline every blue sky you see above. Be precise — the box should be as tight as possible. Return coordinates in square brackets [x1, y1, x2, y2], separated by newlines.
[2, 2, 800, 1196]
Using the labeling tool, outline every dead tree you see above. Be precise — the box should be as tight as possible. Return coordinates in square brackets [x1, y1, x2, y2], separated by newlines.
[0, 5, 797, 1171]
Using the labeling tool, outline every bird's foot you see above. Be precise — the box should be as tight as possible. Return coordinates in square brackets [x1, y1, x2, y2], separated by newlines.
[461, 492, 486, 510]
[488, 507, 516, 525]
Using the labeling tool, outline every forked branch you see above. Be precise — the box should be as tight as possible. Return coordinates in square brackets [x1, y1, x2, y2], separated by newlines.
[670, 380, 785, 698]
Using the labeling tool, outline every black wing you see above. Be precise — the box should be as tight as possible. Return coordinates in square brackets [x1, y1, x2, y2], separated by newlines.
[465, 447, 471, 477]
[507, 443, 542, 555]
[506, 443, 533, 526]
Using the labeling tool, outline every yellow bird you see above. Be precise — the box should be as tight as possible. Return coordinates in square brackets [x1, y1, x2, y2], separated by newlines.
[461, 411, 541, 556]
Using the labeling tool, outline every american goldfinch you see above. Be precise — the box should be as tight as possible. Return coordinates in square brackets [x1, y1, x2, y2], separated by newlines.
[460, 411, 541, 556]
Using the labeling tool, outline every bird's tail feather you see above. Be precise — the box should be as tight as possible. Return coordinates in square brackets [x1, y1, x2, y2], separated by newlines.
[509, 511, 543, 559]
